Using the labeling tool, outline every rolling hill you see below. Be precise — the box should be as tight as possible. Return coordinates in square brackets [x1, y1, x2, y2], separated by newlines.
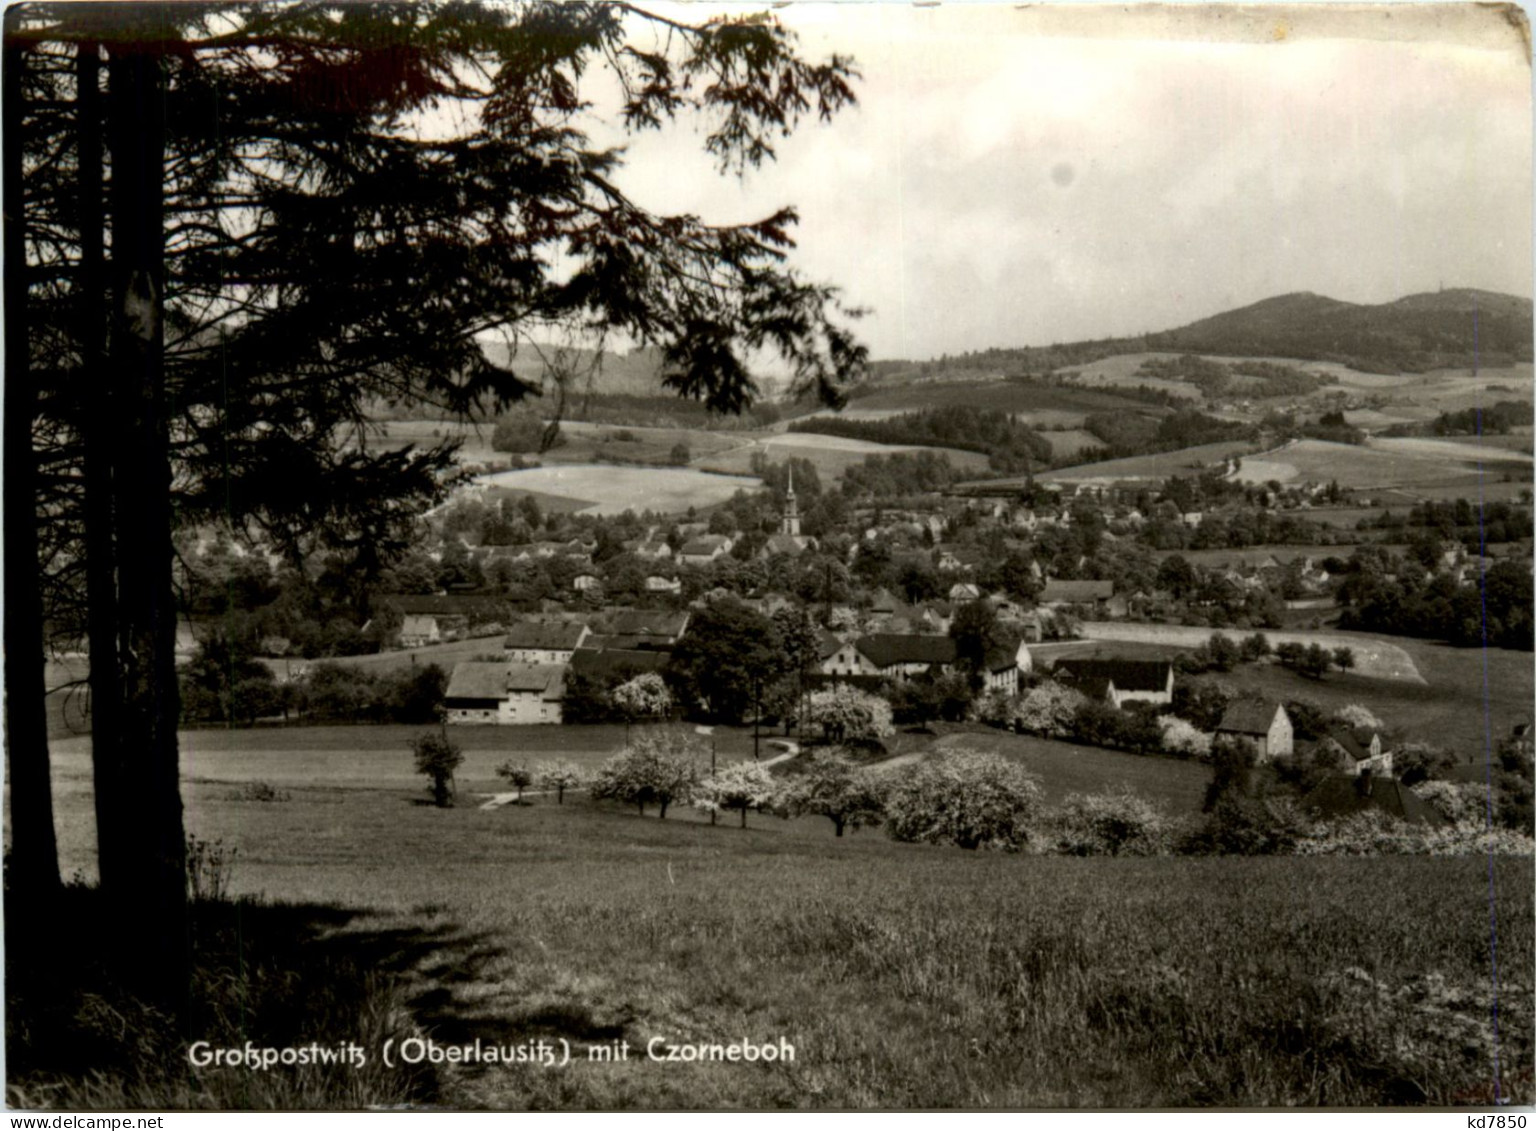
[859, 287, 1532, 387]
[1146, 288, 1533, 374]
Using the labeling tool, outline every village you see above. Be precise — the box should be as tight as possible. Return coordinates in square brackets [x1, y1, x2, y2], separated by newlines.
[168, 437, 1535, 837]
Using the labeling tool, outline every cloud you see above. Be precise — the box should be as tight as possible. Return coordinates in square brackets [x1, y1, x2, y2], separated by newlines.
[606, 5, 1530, 361]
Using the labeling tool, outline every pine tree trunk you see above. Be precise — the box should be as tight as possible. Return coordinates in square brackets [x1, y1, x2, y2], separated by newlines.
[2, 32, 61, 900]
[99, 43, 187, 1004]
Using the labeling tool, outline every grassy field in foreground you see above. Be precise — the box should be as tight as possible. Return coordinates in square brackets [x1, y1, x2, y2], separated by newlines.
[19, 774, 1532, 1109]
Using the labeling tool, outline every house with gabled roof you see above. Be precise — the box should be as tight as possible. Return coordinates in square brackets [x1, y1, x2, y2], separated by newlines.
[389, 594, 508, 647]
[1039, 579, 1115, 610]
[983, 640, 1034, 696]
[1216, 700, 1293, 761]
[935, 544, 983, 573]
[820, 633, 958, 679]
[820, 639, 879, 677]
[1052, 657, 1173, 709]
[632, 538, 673, 560]
[503, 621, 591, 665]
[399, 613, 447, 649]
[610, 609, 690, 644]
[677, 534, 733, 565]
[1310, 725, 1392, 778]
[444, 662, 565, 725]
[854, 634, 957, 678]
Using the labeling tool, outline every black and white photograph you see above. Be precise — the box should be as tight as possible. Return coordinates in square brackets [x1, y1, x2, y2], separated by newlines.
[3, 0, 1533, 1113]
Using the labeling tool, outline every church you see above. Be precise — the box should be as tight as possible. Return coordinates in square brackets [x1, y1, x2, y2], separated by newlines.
[762, 466, 814, 556]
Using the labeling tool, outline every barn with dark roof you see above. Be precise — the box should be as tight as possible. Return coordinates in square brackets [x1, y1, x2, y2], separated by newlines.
[855, 634, 958, 676]
[1302, 774, 1448, 827]
[1051, 658, 1174, 708]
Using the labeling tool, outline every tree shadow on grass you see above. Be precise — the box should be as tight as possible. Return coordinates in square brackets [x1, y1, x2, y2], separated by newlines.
[4, 883, 620, 1110]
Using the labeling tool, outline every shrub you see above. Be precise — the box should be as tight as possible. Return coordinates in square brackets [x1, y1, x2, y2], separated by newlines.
[885, 747, 1042, 851]
[1158, 715, 1212, 759]
[781, 751, 886, 837]
[590, 731, 703, 818]
[225, 781, 291, 803]
[886, 672, 973, 724]
[1050, 789, 1175, 856]
[1332, 704, 1384, 732]
[1014, 680, 1084, 738]
[1240, 632, 1272, 662]
[185, 834, 238, 903]
[492, 406, 562, 454]
[976, 689, 1019, 729]
[1170, 678, 1237, 732]
[610, 672, 673, 725]
[411, 731, 464, 808]
[1071, 699, 1123, 748]
[1180, 795, 1306, 856]
[1293, 810, 1535, 857]
[1394, 743, 1458, 786]
[1202, 734, 1257, 811]
[536, 759, 588, 804]
[806, 684, 895, 744]
[1206, 633, 1241, 671]
[692, 761, 779, 828]
[495, 760, 535, 802]
[380, 663, 448, 723]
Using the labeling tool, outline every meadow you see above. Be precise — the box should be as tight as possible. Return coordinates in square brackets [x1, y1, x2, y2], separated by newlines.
[17, 737, 1532, 1109]
[474, 465, 760, 515]
[1038, 632, 1531, 767]
[1233, 439, 1531, 490]
[844, 379, 1166, 419]
[695, 433, 991, 482]
[1039, 429, 1104, 459]
[543, 421, 743, 466]
[1197, 638, 1531, 766]
[922, 730, 1210, 813]
[1026, 439, 1263, 485]
[1076, 623, 1424, 682]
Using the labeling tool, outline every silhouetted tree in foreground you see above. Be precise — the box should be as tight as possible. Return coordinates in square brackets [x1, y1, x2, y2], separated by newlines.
[5, 0, 864, 1003]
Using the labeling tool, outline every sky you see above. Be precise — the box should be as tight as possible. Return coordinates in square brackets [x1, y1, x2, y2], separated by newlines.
[604, 3, 1532, 363]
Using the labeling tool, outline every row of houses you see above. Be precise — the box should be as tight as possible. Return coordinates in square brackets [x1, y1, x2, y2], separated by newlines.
[442, 611, 689, 725]
[1023, 657, 1395, 780]
[820, 633, 1034, 695]
[435, 604, 1395, 786]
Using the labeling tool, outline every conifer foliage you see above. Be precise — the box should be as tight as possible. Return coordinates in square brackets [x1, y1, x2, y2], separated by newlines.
[4, 1, 864, 996]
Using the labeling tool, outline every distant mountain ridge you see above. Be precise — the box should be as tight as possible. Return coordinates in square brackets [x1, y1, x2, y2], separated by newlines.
[1145, 287, 1532, 373]
[863, 287, 1533, 383]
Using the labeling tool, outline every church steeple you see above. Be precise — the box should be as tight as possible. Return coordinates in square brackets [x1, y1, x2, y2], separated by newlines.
[781, 465, 801, 537]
